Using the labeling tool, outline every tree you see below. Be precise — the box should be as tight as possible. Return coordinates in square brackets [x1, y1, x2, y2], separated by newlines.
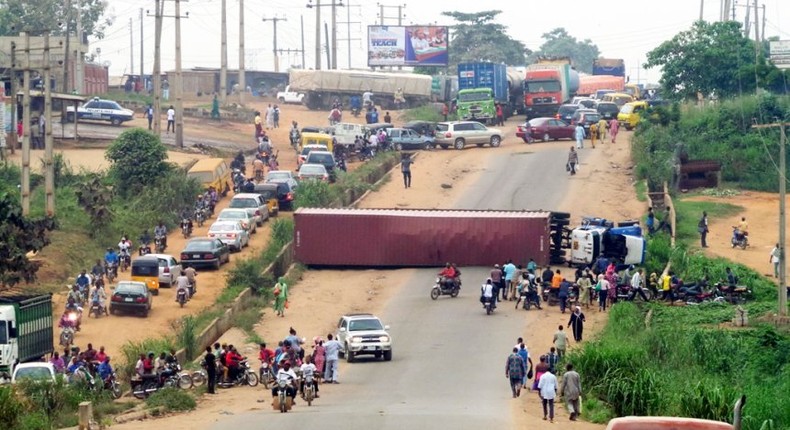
[75, 175, 113, 238]
[644, 21, 757, 100]
[105, 129, 172, 196]
[0, 0, 112, 39]
[441, 10, 530, 71]
[528, 28, 600, 73]
[0, 192, 57, 287]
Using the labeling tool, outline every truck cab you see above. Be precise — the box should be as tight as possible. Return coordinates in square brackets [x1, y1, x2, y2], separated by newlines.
[570, 226, 645, 267]
[524, 69, 563, 119]
[456, 88, 496, 123]
[0, 293, 53, 382]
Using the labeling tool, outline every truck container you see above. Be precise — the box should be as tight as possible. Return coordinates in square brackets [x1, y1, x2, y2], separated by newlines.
[288, 69, 432, 110]
[456, 63, 509, 123]
[431, 74, 458, 103]
[524, 62, 580, 119]
[592, 58, 625, 77]
[0, 291, 54, 380]
[294, 208, 552, 267]
[577, 75, 625, 96]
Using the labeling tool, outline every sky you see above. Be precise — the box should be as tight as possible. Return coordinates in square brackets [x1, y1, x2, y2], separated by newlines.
[92, 0, 790, 83]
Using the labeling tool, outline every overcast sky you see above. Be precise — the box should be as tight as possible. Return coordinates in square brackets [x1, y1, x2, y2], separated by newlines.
[93, 0, 790, 82]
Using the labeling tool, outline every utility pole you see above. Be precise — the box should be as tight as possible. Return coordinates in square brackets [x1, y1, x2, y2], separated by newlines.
[377, 3, 406, 69]
[753, 0, 760, 44]
[174, 0, 187, 148]
[277, 48, 305, 69]
[301, 15, 306, 69]
[129, 18, 135, 75]
[752, 121, 789, 318]
[140, 8, 144, 91]
[150, 0, 164, 134]
[307, 0, 344, 69]
[331, 1, 337, 69]
[324, 22, 331, 68]
[762, 5, 766, 45]
[220, 0, 228, 103]
[75, 0, 83, 94]
[9, 42, 17, 154]
[63, 0, 71, 92]
[314, 1, 320, 69]
[338, 3, 361, 69]
[262, 16, 287, 72]
[43, 31, 54, 216]
[21, 32, 31, 215]
[700, 0, 704, 21]
[239, 0, 245, 105]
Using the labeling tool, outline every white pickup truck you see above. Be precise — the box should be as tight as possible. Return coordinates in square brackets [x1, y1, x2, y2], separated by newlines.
[277, 86, 305, 104]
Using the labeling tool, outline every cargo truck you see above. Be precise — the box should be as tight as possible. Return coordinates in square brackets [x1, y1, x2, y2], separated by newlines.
[288, 69, 432, 111]
[592, 58, 625, 77]
[0, 291, 54, 382]
[523, 59, 580, 119]
[455, 63, 525, 124]
[577, 75, 625, 97]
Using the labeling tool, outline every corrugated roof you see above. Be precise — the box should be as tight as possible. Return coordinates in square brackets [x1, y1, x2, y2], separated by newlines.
[295, 207, 552, 218]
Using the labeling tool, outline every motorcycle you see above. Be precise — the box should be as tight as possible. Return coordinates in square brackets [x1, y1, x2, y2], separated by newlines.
[119, 251, 131, 272]
[181, 219, 192, 239]
[195, 209, 206, 227]
[59, 324, 76, 347]
[259, 361, 275, 388]
[519, 287, 542, 310]
[430, 276, 460, 300]
[138, 243, 152, 256]
[105, 372, 123, 399]
[714, 282, 752, 304]
[191, 368, 207, 387]
[131, 364, 192, 399]
[218, 359, 259, 388]
[731, 227, 749, 249]
[154, 235, 166, 253]
[88, 300, 107, 318]
[176, 288, 188, 308]
[105, 264, 117, 284]
[481, 296, 495, 315]
[274, 378, 294, 413]
[302, 373, 316, 406]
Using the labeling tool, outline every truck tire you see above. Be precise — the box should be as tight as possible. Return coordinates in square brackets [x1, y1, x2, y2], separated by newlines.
[278, 97, 285, 103]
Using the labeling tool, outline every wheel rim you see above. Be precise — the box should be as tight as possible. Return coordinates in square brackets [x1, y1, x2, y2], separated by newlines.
[491, 136, 501, 147]
[543, 133, 550, 142]
[430, 288, 440, 300]
[178, 374, 193, 389]
[246, 373, 259, 387]
[454, 139, 464, 150]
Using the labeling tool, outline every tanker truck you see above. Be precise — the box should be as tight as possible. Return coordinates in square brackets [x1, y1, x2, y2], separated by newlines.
[287, 69, 432, 110]
[523, 58, 580, 119]
[455, 63, 525, 124]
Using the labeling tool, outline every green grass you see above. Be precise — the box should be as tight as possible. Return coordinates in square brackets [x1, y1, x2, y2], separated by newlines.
[672, 198, 742, 243]
[634, 180, 647, 202]
[400, 105, 449, 122]
[145, 388, 196, 412]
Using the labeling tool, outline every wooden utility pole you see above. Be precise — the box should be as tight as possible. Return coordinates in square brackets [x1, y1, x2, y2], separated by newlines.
[324, 22, 331, 68]
[753, 122, 789, 318]
[129, 18, 135, 74]
[238, 0, 245, 105]
[174, 0, 185, 148]
[262, 16, 287, 72]
[21, 32, 31, 215]
[43, 32, 54, 216]
[151, 0, 164, 134]
[220, 0, 227, 103]
[75, 0, 83, 94]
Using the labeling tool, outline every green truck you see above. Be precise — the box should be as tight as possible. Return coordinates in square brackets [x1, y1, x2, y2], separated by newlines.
[0, 291, 54, 381]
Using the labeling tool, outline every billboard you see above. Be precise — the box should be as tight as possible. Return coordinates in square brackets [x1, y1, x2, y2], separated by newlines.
[770, 40, 790, 70]
[368, 25, 448, 67]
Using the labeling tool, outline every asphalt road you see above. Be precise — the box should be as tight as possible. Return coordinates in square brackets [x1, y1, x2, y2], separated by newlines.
[212, 144, 581, 429]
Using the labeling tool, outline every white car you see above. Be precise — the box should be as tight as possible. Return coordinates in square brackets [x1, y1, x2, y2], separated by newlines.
[336, 313, 392, 362]
[277, 85, 305, 104]
[229, 193, 269, 227]
[146, 253, 183, 287]
[11, 362, 57, 384]
[297, 163, 329, 182]
[217, 208, 256, 233]
[65, 97, 135, 126]
[208, 221, 250, 252]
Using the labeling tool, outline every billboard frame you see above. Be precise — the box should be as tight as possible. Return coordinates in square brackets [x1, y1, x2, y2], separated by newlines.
[367, 25, 449, 67]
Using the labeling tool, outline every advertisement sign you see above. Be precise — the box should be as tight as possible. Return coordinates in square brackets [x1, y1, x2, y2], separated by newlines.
[368, 26, 448, 67]
[770, 40, 790, 69]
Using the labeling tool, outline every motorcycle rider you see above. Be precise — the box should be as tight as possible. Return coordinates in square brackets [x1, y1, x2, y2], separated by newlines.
[138, 230, 152, 255]
[438, 262, 458, 290]
[90, 282, 107, 315]
[175, 272, 191, 302]
[230, 150, 246, 173]
[299, 355, 319, 398]
[243, 177, 255, 193]
[253, 154, 266, 181]
[97, 356, 114, 384]
[481, 278, 495, 309]
[225, 346, 243, 382]
[154, 221, 168, 251]
[289, 121, 300, 149]
[75, 269, 91, 295]
[284, 328, 305, 361]
[67, 284, 84, 307]
[272, 360, 298, 404]
[104, 247, 119, 281]
[184, 266, 197, 295]
[118, 235, 132, 267]
[91, 259, 105, 283]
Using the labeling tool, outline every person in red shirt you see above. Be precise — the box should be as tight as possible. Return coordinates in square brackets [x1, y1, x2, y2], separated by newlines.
[143, 353, 155, 375]
[439, 263, 458, 289]
[495, 104, 504, 126]
[94, 346, 108, 364]
[226, 346, 243, 381]
[259, 343, 274, 365]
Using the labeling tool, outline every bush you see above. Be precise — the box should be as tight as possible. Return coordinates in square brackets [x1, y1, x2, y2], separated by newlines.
[105, 129, 172, 196]
[0, 386, 23, 429]
[119, 338, 176, 381]
[293, 180, 336, 209]
[145, 388, 196, 412]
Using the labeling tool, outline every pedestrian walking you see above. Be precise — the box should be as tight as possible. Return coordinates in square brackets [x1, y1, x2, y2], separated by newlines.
[254, 111, 263, 140]
[532, 355, 549, 392]
[518, 343, 532, 389]
[496, 103, 504, 126]
[589, 122, 598, 148]
[323, 334, 342, 383]
[595, 274, 609, 311]
[31, 118, 42, 149]
[567, 147, 579, 175]
[401, 153, 413, 188]
[273, 105, 280, 128]
[538, 366, 558, 422]
[266, 104, 274, 130]
[39, 115, 46, 148]
[698, 211, 709, 248]
[770, 243, 781, 278]
[146, 104, 154, 130]
[558, 278, 570, 313]
[505, 347, 527, 398]
[560, 363, 582, 421]
[203, 346, 217, 394]
[384, 111, 391, 123]
[546, 347, 559, 374]
[166, 106, 175, 134]
[273, 277, 288, 317]
[553, 325, 568, 358]
[609, 118, 619, 143]
[597, 117, 608, 141]
[578, 271, 592, 309]
[646, 207, 656, 234]
[312, 339, 326, 380]
[568, 306, 586, 341]
[628, 268, 650, 301]
[574, 123, 585, 149]
[162, 79, 170, 100]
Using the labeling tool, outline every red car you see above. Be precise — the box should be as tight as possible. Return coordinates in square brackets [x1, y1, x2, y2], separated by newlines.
[517, 117, 575, 143]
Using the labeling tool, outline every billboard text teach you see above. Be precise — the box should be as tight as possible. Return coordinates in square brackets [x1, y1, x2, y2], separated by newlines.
[368, 25, 448, 67]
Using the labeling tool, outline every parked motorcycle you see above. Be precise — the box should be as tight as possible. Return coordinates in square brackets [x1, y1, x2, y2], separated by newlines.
[218, 360, 259, 388]
[731, 227, 749, 249]
[181, 219, 192, 239]
[259, 362, 275, 389]
[131, 364, 192, 399]
[430, 276, 460, 300]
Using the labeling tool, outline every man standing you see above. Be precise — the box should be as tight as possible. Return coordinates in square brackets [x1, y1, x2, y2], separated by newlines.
[495, 103, 504, 126]
[203, 346, 217, 394]
[503, 260, 516, 301]
[442, 103, 449, 121]
[646, 207, 656, 234]
[574, 123, 585, 149]
[162, 79, 170, 100]
[254, 111, 263, 139]
[400, 153, 413, 188]
[146, 104, 154, 130]
[560, 363, 582, 421]
[166, 106, 175, 134]
[384, 111, 391, 123]
[505, 347, 526, 398]
[538, 366, 558, 423]
[558, 278, 571, 313]
[567, 146, 579, 175]
[553, 325, 568, 358]
[323, 334, 341, 384]
[628, 268, 649, 301]
[490, 264, 502, 305]
[698, 211, 709, 248]
[770, 244, 781, 278]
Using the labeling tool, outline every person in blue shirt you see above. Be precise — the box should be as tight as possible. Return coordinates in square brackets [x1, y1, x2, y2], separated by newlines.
[503, 260, 517, 300]
[75, 269, 91, 293]
[646, 207, 656, 234]
[526, 258, 537, 274]
[67, 355, 85, 374]
[97, 357, 113, 381]
[104, 248, 118, 266]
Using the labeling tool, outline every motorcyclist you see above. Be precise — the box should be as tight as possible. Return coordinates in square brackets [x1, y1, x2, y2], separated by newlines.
[289, 121, 301, 148]
[230, 151, 246, 174]
[271, 360, 298, 404]
[226, 346, 243, 382]
[253, 155, 266, 181]
[184, 266, 197, 295]
[97, 357, 113, 381]
[154, 221, 168, 250]
[175, 272, 191, 302]
[438, 262, 457, 289]
[243, 178, 255, 193]
[104, 247, 118, 268]
[480, 278, 495, 308]
[118, 236, 132, 266]
[75, 270, 91, 294]
[91, 259, 105, 283]
[138, 230, 152, 255]
[90, 283, 107, 314]
[299, 355, 319, 398]
[207, 187, 219, 212]
[67, 284, 84, 307]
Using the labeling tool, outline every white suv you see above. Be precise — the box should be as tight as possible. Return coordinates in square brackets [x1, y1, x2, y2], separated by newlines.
[336, 313, 393, 362]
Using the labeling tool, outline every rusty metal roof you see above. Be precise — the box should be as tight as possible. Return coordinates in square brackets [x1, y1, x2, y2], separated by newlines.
[295, 207, 552, 218]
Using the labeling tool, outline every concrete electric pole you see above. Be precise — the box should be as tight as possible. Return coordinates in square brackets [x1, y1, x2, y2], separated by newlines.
[220, 0, 228, 103]
[262, 16, 287, 72]
[239, 0, 246, 104]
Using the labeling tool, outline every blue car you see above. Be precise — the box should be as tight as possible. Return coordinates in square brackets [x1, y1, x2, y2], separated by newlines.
[385, 127, 435, 151]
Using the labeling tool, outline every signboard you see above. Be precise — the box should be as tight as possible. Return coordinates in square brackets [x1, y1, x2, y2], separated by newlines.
[368, 26, 448, 67]
[770, 40, 790, 70]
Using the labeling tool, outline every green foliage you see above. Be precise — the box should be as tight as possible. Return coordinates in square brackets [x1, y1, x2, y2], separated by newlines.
[527, 28, 600, 73]
[644, 20, 778, 100]
[119, 338, 176, 381]
[0, 386, 23, 429]
[0, 191, 57, 286]
[441, 10, 529, 70]
[105, 129, 172, 196]
[0, 0, 111, 39]
[177, 316, 197, 361]
[74, 174, 113, 238]
[271, 218, 294, 246]
[401, 105, 449, 123]
[293, 179, 337, 209]
[145, 388, 196, 412]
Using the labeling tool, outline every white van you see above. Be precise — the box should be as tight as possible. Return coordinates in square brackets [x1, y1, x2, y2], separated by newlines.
[332, 122, 368, 146]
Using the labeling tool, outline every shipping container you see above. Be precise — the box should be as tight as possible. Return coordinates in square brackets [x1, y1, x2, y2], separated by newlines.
[294, 208, 552, 267]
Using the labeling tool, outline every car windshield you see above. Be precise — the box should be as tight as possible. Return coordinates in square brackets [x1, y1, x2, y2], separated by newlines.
[620, 104, 635, 114]
[584, 114, 601, 122]
[458, 92, 490, 102]
[14, 367, 52, 382]
[301, 146, 326, 156]
[267, 172, 290, 181]
[187, 171, 214, 183]
[0, 321, 7, 344]
[210, 223, 238, 232]
[106, 101, 123, 110]
[436, 124, 449, 133]
[219, 210, 247, 220]
[307, 153, 334, 164]
[558, 105, 579, 115]
[185, 241, 214, 252]
[229, 199, 256, 208]
[300, 165, 326, 174]
[526, 81, 561, 92]
[527, 119, 548, 127]
[598, 104, 618, 112]
[348, 318, 383, 331]
[115, 283, 145, 294]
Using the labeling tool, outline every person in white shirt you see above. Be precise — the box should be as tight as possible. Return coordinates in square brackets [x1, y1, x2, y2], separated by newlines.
[271, 360, 298, 402]
[627, 268, 649, 302]
[166, 105, 175, 134]
[481, 278, 494, 308]
[770, 243, 781, 278]
[322, 334, 342, 383]
[368, 132, 379, 148]
[537, 368, 558, 422]
[175, 273, 191, 300]
[299, 355, 319, 398]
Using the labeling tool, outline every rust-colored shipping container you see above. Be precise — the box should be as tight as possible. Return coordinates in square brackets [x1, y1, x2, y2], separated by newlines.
[294, 208, 552, 267]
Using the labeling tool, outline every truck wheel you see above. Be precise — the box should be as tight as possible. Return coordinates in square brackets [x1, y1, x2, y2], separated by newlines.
[278, 97, 285, 103]
[551, 212, 571, 220]
[454, 138, 465, 150]
[490, 136, 501, 147]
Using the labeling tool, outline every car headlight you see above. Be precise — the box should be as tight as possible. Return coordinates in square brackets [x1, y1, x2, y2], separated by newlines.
[351, 337, 363, 343]
[379, 336, 390, 343]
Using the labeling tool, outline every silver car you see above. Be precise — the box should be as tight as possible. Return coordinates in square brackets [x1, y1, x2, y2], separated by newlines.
[297, 163, 329, 181]
[217, 208, 256, 234]
[146, 253, 182, 288]
[208, 221, 250, 252]
[434, 121, 503, 150]
[229, 193, 269, 227]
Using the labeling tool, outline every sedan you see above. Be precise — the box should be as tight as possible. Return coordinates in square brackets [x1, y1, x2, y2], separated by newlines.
[517, 118, 575, 143]
[109, 281, 153, 317]
[180, 238, 231, 270]
[208, 221, 250, 252]
[297, 163, 330, 181]
[386, 127, 434, 151]
[266, 170, 299, 190]
[268, 179, 296, 210]
[217, 208, 256, 234]
[146, 253, 182, 288]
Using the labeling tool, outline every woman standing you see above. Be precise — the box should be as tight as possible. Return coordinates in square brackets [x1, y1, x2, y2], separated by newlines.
[312, 338, 326, 381]
[577, 272, 591, 309]
[568, 306, 586, 342]
[273, 277, 288, 317]
[597, 274, 609, 312]
[609, 118, 620, 143]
